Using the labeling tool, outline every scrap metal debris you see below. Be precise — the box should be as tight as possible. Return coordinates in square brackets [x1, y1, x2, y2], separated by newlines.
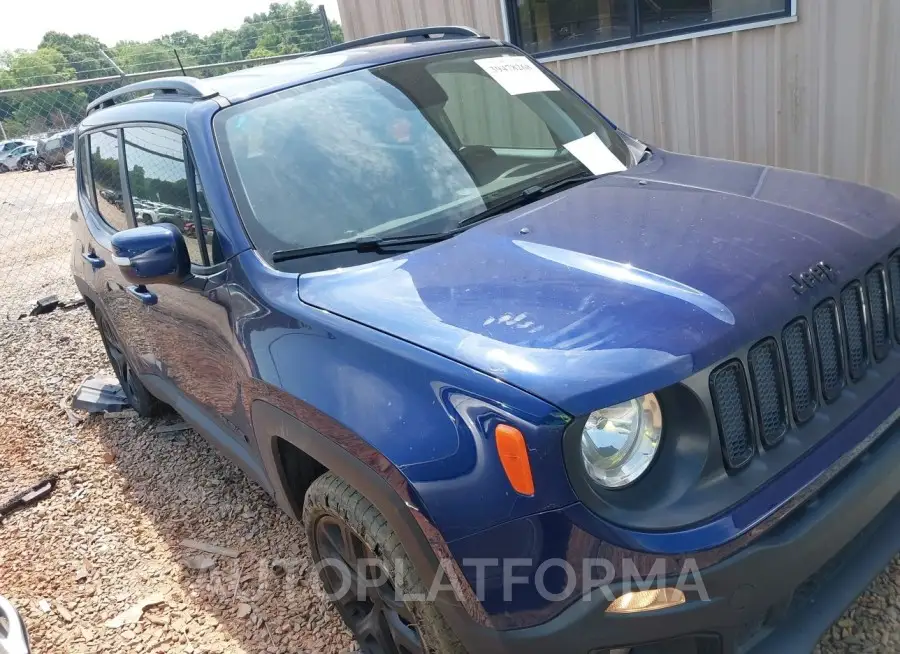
[184, 554, 216, 571]
[29, 295, 59, 317]
[104, 594, 165, 629]
[0, 467, 79, 524]
[154, 421, 190, 434]
[180, 539, 241, 559]
[13, 295, 86, 320]
[71, 375, 129, 414]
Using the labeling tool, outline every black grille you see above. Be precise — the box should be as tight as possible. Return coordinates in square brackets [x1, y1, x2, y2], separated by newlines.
[747, 340, 788, 447]
[841, 282, 868, 381]
[866, 267, 890, 362]
[889, 256, 900, 343]
[710, 361, 755, 469]
[813, 300, 844, 402]
[782, 319, 818, 424]
[707, 258, 900, 473]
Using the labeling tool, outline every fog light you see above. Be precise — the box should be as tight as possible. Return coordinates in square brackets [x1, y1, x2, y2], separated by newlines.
[606, 588, 685, 614]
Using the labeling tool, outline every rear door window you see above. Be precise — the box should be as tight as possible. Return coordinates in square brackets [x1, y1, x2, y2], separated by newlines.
[88, 130, 128, 231]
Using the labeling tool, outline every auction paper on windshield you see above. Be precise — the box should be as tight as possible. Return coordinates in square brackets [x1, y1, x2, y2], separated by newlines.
[474, 56, 559, 95]
[563, 133, 627, 176]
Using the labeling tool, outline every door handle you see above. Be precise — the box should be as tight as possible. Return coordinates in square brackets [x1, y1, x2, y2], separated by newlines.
[125, 285, 157, 306]
[81, 252, 105, 269]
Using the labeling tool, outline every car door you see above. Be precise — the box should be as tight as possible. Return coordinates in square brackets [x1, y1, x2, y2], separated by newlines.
[78, 128, 153, 363]
[42, 138, 59, 164]
[118, 125, 258, 471]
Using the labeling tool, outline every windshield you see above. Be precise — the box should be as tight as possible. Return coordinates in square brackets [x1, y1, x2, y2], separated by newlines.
[215, 47, 632, 263]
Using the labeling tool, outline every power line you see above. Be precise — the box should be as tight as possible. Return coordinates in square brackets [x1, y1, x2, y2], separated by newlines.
[3, 14, 332, 82]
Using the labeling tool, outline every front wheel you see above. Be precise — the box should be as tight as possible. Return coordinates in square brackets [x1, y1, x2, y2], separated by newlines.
[21, 159, 34, 172]
[304, 472, 466, 654]
[0, 164, 8, 173]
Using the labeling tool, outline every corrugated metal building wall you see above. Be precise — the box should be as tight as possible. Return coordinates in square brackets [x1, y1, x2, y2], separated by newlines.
[336, 0, 900, 197]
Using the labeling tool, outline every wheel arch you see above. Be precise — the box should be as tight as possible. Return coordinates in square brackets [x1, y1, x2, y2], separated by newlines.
[250, 399, 502, 653]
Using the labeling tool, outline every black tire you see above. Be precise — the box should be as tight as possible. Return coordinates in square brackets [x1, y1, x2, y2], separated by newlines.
[0, 164, 8, 173]
[21, 159, 34, 172]
[36, 160, 48, 172]
[95, 311, 164, 418]
[304, 472, 466, 654]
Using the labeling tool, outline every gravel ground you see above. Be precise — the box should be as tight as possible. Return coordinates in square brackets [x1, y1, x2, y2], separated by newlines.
[0, 307, 355, 653]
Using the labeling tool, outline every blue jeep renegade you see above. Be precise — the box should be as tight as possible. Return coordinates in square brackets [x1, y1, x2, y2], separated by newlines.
[71, 26, 900, 654]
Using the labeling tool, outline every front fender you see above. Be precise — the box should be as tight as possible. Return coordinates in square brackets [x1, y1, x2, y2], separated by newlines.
[234, 251, 577, 544]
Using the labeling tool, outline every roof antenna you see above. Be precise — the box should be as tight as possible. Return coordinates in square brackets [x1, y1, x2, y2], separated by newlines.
[173, 49, 187, 76]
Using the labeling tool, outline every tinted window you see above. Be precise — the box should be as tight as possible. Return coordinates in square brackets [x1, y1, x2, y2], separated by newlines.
[77, 137, 92, 204]
[89, 130, 128, 231]
[123, 126, 214, 266]
[510, 0, 790, 55]
[215, 47, 630, 265]
[639, 0, 785, 35]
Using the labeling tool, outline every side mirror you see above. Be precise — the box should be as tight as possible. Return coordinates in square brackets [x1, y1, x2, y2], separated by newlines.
[111, 223, 190, 286]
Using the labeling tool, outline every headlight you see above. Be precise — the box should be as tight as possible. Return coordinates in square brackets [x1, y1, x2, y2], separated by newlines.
[580, 393, 662, 488]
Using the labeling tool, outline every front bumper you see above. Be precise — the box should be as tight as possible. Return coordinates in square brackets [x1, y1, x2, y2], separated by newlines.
[465, 411, 900, 654]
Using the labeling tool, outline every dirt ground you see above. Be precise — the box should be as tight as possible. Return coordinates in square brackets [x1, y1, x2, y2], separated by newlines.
[0, 168, 78, 316]
[0, 307, 357, 653]
[0, 166, 898, 653]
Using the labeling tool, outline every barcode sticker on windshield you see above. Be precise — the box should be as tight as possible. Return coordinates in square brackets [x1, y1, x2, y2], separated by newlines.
[474, 56, 559, 96]
[563, 133, 627, 176]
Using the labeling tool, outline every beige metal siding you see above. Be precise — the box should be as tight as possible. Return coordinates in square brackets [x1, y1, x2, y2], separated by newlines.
[339, 0, 504, 43]
[337, 0, 900, 196]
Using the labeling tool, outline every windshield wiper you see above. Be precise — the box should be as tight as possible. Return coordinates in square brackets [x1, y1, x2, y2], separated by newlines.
[273, 171, 606, 263]
[457, 171, 600, 229]
[272, 230, 462, 263]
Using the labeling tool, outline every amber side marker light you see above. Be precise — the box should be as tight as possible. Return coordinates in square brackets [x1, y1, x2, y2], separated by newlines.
[495, 424, 535, 496]
[606, 588, 685, 614]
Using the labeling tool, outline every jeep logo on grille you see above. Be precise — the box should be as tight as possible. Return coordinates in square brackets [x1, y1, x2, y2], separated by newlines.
[791, 262, 837, 295]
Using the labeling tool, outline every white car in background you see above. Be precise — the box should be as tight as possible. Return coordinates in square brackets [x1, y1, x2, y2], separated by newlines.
[65, 150, 75, 168]
[0, 139, 31, 157]
[0, 144, 37, 173]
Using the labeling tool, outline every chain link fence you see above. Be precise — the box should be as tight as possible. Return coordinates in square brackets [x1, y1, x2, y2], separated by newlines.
[0, 3, 339, 316]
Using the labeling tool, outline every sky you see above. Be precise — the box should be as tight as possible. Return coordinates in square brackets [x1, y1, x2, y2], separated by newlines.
[3, 0, 342, 51]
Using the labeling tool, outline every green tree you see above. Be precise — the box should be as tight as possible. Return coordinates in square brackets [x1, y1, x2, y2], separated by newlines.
[0, 48, 85, 134]
[110, 41, 179, 74]
[38, 32, 115, 80]
[0, 1, 343, 136]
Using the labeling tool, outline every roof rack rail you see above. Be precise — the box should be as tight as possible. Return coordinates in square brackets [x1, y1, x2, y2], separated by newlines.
[86, 77, 218, 115]
[316, 26, 489, 55]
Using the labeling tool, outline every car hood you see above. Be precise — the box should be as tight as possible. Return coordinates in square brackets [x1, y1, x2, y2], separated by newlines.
[298, 150, 900, 415]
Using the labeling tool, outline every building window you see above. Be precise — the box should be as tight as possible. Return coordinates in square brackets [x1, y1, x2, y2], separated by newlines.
[507, 0, 792, 57]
